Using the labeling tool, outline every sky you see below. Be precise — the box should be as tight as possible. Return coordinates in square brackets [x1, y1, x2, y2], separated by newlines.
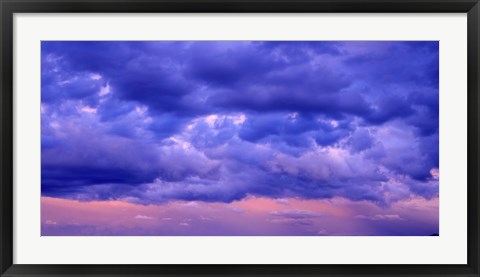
[41, 41, 439, 236]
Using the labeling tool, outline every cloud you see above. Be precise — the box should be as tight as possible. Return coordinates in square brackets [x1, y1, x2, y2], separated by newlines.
[270, 210, 321, 219]
[134, 215, 154, 220]
[276, 199, 289, 205]
[348, 129, 374, 153]
[41, 41, 439, 206]
[317, 229, 329, 235]
[42, 196, 438, 236]
[355, 214, 404, 221]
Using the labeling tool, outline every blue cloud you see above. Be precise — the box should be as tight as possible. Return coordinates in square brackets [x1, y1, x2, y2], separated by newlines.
[41, 41, 439, 205]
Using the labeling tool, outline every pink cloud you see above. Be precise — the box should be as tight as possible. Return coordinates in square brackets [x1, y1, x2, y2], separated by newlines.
[42, 195, 438, 236]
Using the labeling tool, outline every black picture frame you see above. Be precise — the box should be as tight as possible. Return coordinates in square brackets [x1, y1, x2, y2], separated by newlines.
[1, 0, 479, 276]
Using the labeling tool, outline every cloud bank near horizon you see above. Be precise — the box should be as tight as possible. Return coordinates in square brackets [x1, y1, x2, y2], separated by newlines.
[41, 196, 439, 236]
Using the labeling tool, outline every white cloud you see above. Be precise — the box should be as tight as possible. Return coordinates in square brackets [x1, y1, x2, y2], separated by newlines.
[134, 215, 154, 220]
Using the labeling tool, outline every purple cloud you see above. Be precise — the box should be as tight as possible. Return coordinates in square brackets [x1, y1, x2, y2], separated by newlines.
[41, 41, 439, 207]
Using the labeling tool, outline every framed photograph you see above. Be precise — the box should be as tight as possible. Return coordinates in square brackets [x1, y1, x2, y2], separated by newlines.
[1, 0, 479, 276]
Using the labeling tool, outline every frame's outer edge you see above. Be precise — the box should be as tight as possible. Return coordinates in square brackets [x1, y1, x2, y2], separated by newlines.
[0, 1, 479, 277]
[0, 0, 14, 276]
[468, 1, 480, 275]
[0, 0, 477, 13]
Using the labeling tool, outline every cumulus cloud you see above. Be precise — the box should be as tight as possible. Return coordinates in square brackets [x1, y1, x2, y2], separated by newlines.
[41, 41, 439, 206]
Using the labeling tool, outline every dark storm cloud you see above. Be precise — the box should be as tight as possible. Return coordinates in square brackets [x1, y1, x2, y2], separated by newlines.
[41, 41, 439, 205]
